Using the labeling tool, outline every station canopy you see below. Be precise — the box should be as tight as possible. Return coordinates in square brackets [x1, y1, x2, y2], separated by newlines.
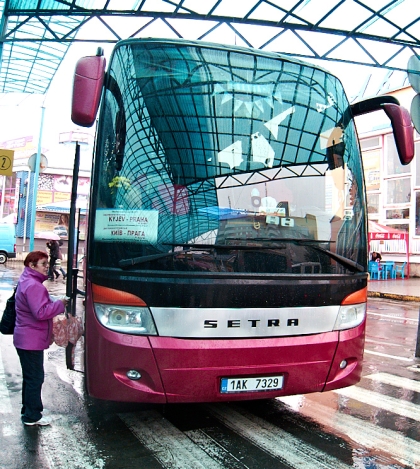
[0, 0, 420, 97]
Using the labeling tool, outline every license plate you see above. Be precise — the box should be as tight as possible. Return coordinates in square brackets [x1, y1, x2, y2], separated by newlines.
[220, 375, 284, 393]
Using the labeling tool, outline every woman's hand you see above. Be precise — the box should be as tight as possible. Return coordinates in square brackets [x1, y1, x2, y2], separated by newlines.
[59, 296, 70, 307]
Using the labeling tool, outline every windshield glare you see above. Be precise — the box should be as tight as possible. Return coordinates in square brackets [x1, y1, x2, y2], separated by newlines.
[90, 39, 367, 274]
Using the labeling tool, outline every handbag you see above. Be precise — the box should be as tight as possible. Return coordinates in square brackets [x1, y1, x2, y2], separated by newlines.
[52, 314, 84, 347]
[0, 287, 17, 335]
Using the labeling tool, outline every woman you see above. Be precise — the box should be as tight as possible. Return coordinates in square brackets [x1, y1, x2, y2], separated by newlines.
[13, 251, 68, 426]
[371, 251, 382, 262]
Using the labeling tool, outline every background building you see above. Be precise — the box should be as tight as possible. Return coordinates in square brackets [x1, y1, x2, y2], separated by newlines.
[357, 86, 420, 275]
[0, 130, 92, 257]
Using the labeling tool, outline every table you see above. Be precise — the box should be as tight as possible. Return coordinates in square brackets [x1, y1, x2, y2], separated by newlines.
[381, 261, 395, 279]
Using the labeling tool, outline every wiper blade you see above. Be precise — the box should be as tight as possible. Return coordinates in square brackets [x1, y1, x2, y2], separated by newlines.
[163, 243, 285, 250]
[253, 238, 362, 272]
[311, 246, 364, 272]
[119, 242, 362, 272]
[119, 243, 276, 268]
[243, 238, 362, 272]
[243, 238, 333, 244]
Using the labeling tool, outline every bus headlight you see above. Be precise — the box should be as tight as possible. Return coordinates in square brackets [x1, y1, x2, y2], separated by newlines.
[333, 303, 366, 331]
[94, 303, 158, 335]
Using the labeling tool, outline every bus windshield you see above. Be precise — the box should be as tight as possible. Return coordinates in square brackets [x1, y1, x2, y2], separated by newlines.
[90, 38, 367, 275]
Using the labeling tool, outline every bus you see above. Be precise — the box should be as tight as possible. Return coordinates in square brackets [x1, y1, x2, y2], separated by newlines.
[71, 38, 414, 403]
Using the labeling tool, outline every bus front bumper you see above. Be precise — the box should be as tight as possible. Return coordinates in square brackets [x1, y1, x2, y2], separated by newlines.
[85, 323, 364, 403]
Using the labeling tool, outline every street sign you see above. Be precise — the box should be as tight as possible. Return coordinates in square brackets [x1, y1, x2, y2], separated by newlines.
[0, 149, 14, 176]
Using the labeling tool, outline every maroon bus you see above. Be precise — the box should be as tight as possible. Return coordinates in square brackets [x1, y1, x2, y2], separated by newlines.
[71, 38, 414, 403]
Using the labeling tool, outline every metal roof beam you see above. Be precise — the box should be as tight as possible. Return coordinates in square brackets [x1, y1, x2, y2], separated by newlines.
[0, 1, 419, 94]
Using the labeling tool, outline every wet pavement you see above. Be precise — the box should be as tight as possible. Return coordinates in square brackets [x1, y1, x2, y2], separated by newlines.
[368, 277, 420, 302]
[1, 261, 420, 468]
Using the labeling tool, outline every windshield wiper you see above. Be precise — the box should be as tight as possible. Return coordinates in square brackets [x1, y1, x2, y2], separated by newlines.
[242, 238, 363, 272]
[236, 238, 332, 244]
[119, 252, 183, 268]
[311, 246, 364, 272]
[260, 238, 363, 272]
[163, 243, 286, 250]
[119, 240, 363, 273]
[118, 243, 284, 269]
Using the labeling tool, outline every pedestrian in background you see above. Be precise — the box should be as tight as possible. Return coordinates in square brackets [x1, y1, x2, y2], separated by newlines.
[371, 251, 382, 263]
[46, 239, 60, 280]
[13, 251, 68, 426]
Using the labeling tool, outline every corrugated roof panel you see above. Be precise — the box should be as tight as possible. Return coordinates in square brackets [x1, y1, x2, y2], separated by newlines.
[0, 10, 81, 93]
[0, 1, 419, 95]
[9, 0, 74, 10]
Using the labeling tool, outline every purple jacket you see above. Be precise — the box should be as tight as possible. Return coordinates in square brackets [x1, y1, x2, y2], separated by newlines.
[13, 266, 65, 350]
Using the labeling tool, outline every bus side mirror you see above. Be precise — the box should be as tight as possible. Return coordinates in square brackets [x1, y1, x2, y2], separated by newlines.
[381, 103, 414, 165]
[351, 96, 414, 166]
[71, 53, 106, 127]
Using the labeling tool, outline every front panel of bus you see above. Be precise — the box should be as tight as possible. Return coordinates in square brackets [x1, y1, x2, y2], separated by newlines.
[85, 39, 367, 403]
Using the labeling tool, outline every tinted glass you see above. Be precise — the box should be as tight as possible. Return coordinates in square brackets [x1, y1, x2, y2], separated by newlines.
[89, 39, 367, 274]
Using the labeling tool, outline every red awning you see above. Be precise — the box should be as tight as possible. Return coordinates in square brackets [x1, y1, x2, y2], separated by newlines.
[368, 221, 409, 276]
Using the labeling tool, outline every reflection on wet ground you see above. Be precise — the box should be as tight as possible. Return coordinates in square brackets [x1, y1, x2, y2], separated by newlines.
[1, 263, 420, 468]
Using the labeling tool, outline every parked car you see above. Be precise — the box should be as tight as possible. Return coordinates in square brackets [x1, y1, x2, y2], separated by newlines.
[53, 225, 68, 237]
[0, 223, 17, 264]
